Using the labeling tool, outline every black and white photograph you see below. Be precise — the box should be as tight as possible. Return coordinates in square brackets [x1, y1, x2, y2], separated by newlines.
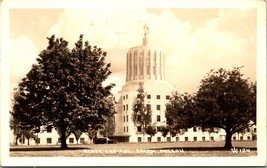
[1, 0, 266, 166]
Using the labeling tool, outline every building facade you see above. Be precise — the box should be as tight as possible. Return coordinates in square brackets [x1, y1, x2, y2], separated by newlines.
[111, 25, 256, 143]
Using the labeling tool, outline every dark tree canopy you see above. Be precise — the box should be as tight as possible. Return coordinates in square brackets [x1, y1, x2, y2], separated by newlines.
[165, 92, 196, 135]
[11, 34, 115, 149]
[159, 125, 169, 138]
[144, 125, 157, 138]
[195, 67, 256, 149]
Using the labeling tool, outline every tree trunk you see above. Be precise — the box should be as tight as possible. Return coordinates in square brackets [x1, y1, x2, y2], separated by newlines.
[36, 133, 39, 146]
[60, 126, 68, 149]
[15, 137, 18, 145]
[224, 130, 232, 149]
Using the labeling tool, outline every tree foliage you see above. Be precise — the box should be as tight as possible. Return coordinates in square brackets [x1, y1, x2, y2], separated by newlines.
[132, 83, 152, 137]
[144, 125, 157, 138]
[165, 67, 256, 149]
[165, 92, 196, 135]
[99, 110, 116, 138]
[10, 34, 115, 149]
[195, 67, 256, 148]
[73, 129, 83, 144]
[159, 125, 169, 138]
[10, 116, 36, 145]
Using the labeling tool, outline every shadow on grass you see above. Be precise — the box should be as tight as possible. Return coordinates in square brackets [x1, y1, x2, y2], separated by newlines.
[149, 147, 257, 151]
[10, 146, 91, 151]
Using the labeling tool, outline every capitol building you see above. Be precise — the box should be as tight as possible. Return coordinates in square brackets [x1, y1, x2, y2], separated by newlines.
[110, 25, 255, 143]
[10, 25, 255, 145]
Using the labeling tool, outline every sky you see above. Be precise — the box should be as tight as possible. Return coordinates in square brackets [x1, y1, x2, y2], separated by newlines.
[8, 5, 257, 96]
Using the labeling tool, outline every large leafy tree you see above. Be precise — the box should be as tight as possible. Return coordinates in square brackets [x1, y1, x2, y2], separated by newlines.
[11, 34, 115, 149]
[165, 92, 196, 135]
[195, 67, 256, 149]
[132, 83, 152, 141]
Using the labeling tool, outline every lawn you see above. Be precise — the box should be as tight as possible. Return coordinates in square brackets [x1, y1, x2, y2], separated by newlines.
[9, 141, 257, 157]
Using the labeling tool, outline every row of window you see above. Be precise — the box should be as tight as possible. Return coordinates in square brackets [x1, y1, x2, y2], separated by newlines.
[35, 137, 85, 144]
[137, 136, 215, 142]
[123, 104, 162, 112]
[122, 94, 170, 101]
[127, 115, 161, 123]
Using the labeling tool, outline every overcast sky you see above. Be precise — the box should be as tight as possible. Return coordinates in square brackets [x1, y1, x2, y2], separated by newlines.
[9, 5, 257, 95]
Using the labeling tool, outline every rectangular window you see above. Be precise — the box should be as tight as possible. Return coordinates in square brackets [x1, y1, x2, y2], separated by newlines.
[147, 94, 151, 99]
[157, 126, 161, 132]
[157, 115, 160, 122]
[138, 137, 142, 142]
[167, 137, 171, 142]
[246, 128, 250, 132]
[176, 137, 179, 142]
[185, 128, 188, 132]
[156, 95, 160, 99]
[124, 116, 125, 122]
[247, 136, 251, 140]
[69, 138, 74, 143]
[126, 95, 128, 99]
[157, 137, 161, 142]
[166, 95, 170, 100]
[211, 136, 214, 141]
[47, 126, 52, 133]
[137, 126, 142, 132]
[80, 138, 85, 144]
[47, 138, 52, 144]
[193, 127, 197, 132]
[240, 136, 243, 141]
[123, 105, 125, 111]
[156, 105, 160, 110]
[147, 137, 151, 142]
[233, 137, 236, 141]
[194, 137, 197, 141]
[123, 95, 125, 100]
[126, 104, 128, 110]
[127, 126, 128, 132]
[58, 138, 61, 143]
[202, 137, 205, 141]
[126, 115, 128, 122]
[124, 127, 125, 132]
[185, 137, 188, 141]
[254, 128, 256, 132]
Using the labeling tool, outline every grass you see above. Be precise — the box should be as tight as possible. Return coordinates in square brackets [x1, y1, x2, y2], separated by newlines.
[9, 141, 257, 157]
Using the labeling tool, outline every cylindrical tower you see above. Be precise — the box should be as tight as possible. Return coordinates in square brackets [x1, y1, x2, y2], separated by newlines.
[126, 25, 166, 82]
